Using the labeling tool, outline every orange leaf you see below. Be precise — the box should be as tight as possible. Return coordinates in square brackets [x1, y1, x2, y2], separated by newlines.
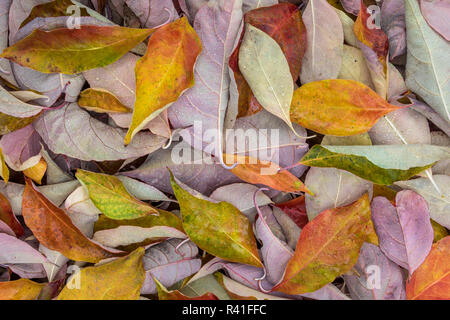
[225, 154, 311, 195]
[406, 236, 450, 300]
[21, 179, 123, 263]
[0, 279, 45, 300]
[353, 0, 389, 66]
[273, 193, 371, 294]
[290, 79, 401, 136]
[0, 192, 24, 237]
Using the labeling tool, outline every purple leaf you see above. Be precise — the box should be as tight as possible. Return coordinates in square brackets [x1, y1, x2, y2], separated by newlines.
[381, 0, 406, 60]
[141, 238, 201, 294]
[344, 243, 406, 300]
[255, 206, 293, 285]
[0, 233, 48, 279]
[371, 190, 434, 275]
[168, 0, 243, 160]
[0, 125, 41, 171]
[420, 0, 450, 41]
[340, 0, 360, 15]
[122, 141, 241, 195]
[125, 0, 179, 28]
[229, 110, 309, 177]
[34, 103, 167, 162]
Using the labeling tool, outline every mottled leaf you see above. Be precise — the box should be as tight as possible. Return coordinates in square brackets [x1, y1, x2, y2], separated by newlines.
[290, 79, 401, 136]
[301, 144, 449, 185]
[274, 194, 375, 294]
[57, 248, 145, 300]
[75, 169, 158, 219]
[171, 172, 262, 267]
[406, 236, 450, 300]
[125, 17, 201, 144]
[22, 179, 122, 263]
[1, 25, 154, 74]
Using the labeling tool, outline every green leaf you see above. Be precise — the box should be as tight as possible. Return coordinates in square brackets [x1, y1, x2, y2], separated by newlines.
[300, 144, 450, 185]
[170, 171, 262, 268]
[75, 169, 158, 220]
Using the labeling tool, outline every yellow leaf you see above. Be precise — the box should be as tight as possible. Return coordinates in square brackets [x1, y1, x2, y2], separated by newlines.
[57, 247, 145, 300]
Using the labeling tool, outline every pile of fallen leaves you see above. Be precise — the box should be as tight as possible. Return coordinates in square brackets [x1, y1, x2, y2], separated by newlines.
[0, 0, 449, 301]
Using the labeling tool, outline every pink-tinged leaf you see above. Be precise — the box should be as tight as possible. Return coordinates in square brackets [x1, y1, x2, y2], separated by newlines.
[255, 206, 293, 285]
[371, 190, 434, 275]
[228, 110, 309, 177]
[381, 0, 406, 60]
[344, 243, 406, 300]
[300, 0, 343, 84]
[33, 103, 167, 162]
[409, 98, 450, 137]
[125, 0, 179, 28]
[0, 233, 48, 267]
[0, 125, 41, 171]
[420, 0, 450, 41]
[168, 0, 243, 158]
[0, 219, 15, 236]
[178, 0, 209, 22]
[141, 239, 201, 294]
[122, 142, 241, 195]
[190, 259, 349, 300]
[340, 0, 360, 15]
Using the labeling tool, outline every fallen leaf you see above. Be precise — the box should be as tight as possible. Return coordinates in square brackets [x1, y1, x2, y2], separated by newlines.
[274, 193, 374, 294]
[395, 175, 450, 229]
[0, 192, 23, 236]
[22, 179, 122, 263]
[420, 0, 449, 41]
[155, 278, 218, 300]
[0, 279, 45, 300]
[75, 169, 158, 219]
[34, 103, 167, 162]
[290, 79, 401, 136]
[141, 238, 201, 294]
[125, 17, 201, 144]
[371, 191, 434, 275]
[170, 171, 262, 267]
[344, 243, 406, 300]
[300, 144, 449, 185]
[405, 0, 450, 121]
[78, 88, 132, 113]
[167, 0, 243, 158]
[23, 157, 47, 184]
[57, 247, 145, 300]
[226, 154, 311, 194]
[300, 0, 343, 84]
[406, 236, 450, 300]
[1, 25, 154, 74]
